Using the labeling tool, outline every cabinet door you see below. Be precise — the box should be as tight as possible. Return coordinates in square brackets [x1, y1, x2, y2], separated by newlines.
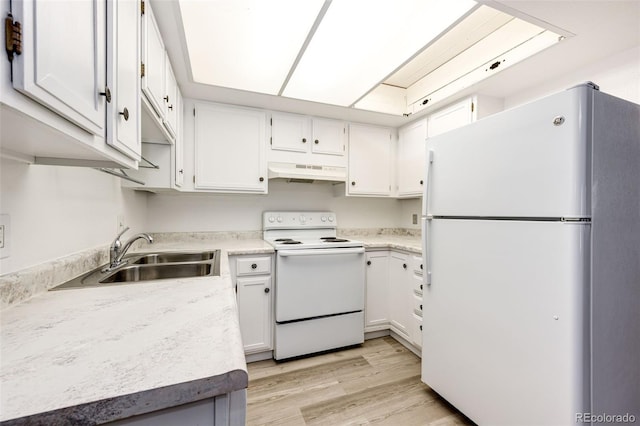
[348, 124, 392, 196]
[141, 4, 165, 117]
[174, 91, 184, 187]
[194, 103, 267, 193]
[388, 252, 411, 339]
[311, 118, 345, 156]
[106, 0, 141, 160]
[397, 119, 427, 197]
[163, 55, 178, 138]
[12, 0, 107, 137]
[236, 276, 273, 353]
[428, 97, 473, 138]
[365, 251, 390, 331]
[271, 112, 309, 153]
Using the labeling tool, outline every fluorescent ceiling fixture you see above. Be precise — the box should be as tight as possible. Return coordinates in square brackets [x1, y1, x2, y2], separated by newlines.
[179, 0, 325, 95]
[355, 5, 566, 115]
[282, 0, 477, 106]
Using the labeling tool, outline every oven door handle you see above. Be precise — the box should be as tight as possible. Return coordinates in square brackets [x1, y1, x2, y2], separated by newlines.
[278, 247, 365, 257]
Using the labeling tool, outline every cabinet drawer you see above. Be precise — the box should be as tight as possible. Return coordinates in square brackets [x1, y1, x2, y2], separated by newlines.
[236, 257, 271, 275]
[409, 254, 423, 275]
[411, 275, 423, 295]
[413, 294, 423, 317]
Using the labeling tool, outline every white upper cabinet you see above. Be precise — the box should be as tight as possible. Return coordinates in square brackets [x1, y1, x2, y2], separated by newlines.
[396, 119, 427, 197]
[106, 0, 141, 160]
[270, 112, 310, 153]
[347, 123, 393, 196]
[194, 102, 267, 193]
[162, 53, 178, 138]
[174, 91, 184, 188]
[11, 0, 106, 137]
[427, 97, 473, 138]
[1, 0, 140, 167]
[141, 3, 165, 117]
[269, 112, 346, 166]
[311, 118, 345, 156]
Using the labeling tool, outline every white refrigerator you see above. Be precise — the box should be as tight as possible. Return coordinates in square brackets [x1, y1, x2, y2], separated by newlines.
[421, 83, 640, 425]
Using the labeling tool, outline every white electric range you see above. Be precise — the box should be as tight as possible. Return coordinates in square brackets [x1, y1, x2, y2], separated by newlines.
[263, 211, 365, 360]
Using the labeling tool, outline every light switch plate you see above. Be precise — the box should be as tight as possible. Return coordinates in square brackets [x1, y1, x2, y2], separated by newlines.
[412, 214, 418, 225]
[0, 214, 10, 259]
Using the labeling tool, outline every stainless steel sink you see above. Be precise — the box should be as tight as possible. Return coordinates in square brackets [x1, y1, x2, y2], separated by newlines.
[100, 263, 214, 283]
[131, 251, 216, 264]
[51, 250, 220, 290]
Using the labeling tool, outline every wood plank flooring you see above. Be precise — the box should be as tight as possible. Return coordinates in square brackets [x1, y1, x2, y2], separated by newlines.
[246, 337, 475, 425]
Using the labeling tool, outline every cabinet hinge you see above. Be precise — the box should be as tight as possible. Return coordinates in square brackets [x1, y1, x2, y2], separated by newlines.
[471, 102, 475, 113]
[193, 175, 196, 184]
[140, 62, 145, 78]
[270, 137, 272, 145]
[270, 118, 272, 126]
[193, 108, 196, 116]
[141, 0, 145, 15]
[4, 14, 22, 62]
[343, 145, 345, 151]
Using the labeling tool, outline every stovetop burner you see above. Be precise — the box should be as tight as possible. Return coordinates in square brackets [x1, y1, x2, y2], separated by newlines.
[275, 238, 295, 242]
[281, 240, 302, 245]
[321, 237, 350, 243]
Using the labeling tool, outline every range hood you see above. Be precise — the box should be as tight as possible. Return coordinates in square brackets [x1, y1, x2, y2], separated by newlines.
[267, 162, 346, 183]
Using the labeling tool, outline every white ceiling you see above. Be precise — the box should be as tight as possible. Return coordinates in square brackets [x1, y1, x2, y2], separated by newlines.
[151, 0, 640, 127]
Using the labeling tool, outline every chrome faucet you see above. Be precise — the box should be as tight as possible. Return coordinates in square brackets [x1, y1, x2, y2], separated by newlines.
[104, 227, 153, 271]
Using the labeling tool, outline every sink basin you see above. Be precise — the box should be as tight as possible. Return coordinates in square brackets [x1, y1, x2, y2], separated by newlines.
[131, 251, 216, 264]
[100, 263, 214, 283]
[51, 250, 220, 290]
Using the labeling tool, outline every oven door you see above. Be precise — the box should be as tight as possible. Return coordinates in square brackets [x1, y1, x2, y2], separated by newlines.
[275, 247, 365, 323]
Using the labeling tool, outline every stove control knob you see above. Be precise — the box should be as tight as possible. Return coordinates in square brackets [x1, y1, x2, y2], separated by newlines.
[321, 216, 327, 222]
[268, 216, 275, 223]
[277, 216, 283, 223]
[328, 216, 334, 222]
[299, 215, 306, 224]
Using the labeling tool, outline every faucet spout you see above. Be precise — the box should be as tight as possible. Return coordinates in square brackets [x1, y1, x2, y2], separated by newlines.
[105, 228, 153, 271]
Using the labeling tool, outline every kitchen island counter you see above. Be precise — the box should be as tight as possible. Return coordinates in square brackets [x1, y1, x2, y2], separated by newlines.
[0, 239, 273, 425]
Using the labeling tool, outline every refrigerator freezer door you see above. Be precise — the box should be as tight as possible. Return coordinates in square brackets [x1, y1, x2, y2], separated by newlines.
[421, 219, 589, 425]
[425, 86, 591, 218]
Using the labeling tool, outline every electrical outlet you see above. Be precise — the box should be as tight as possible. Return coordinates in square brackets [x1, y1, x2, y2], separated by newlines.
[412, 214, 418, 225]
[0, 214, 10, 259]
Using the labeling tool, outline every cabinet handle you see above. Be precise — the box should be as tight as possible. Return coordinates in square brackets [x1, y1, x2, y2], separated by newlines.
[99, 87, 112, 103]
[168, 105, 173, 111]
[179, 169, 184, 174]
[420, 304, 423, 310]
[420, 284, 423, 290]
[366, 260, 371, 266]
[264, 288, 270, 293]
[420, 325, 422, 331]
[314, 139, 319, 144]
[259, 177, 264, 182]
[302, 138, 307, 143]
[403, 263, 407, 269]
[420, 180, 424, 185]
[164, 95, 169, 102]
[420, 264, 423, 269]
[119, 107, 129, 121]
[251, 263, 257, 269]
[351, 181, 356, 186]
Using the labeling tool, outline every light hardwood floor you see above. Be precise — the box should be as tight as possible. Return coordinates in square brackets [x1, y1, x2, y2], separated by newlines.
[246, 337, 475, 425]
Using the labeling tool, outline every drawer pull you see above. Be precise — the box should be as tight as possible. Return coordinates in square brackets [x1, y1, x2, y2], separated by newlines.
[403, 263, 407, 269]
[366, 260, 371, 266]
[264, 288, 270, 293]
[251, 263, 257, 269]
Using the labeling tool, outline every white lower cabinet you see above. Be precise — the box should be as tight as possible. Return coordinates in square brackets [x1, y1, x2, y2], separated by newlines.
[230, 255, 273, 355]
[388, 252, 413, 340]
[365, 251, 390, 331]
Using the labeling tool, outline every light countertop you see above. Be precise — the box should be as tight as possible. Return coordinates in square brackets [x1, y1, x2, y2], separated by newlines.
[0, 239, 273, 425]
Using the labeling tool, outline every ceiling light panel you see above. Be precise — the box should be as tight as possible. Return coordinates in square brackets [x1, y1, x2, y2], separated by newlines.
[281, 0, 477, 107]
[179, 0, 325, 95]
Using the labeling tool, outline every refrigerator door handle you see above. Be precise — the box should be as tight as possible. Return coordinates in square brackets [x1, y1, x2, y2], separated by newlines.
[425, 216, 432, 286]
[422, 149, 435, 216]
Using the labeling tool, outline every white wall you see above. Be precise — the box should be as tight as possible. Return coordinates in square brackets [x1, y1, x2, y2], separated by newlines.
[503, 46, 640, 108]
[145, 180, 401, 232]
[0, 159, 148, 275]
